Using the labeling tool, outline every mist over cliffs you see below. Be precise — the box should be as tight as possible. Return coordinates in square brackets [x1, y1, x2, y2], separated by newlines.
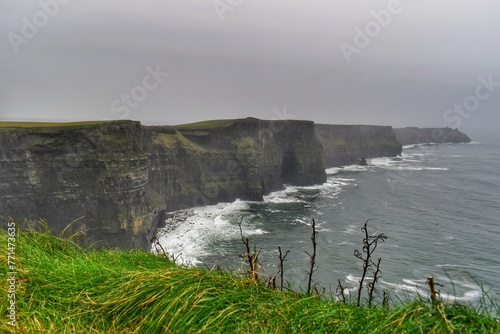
[0, 119, 470, 249]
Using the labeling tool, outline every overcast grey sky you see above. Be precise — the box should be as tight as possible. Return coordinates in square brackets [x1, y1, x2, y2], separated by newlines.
[1, 0, 499, 131]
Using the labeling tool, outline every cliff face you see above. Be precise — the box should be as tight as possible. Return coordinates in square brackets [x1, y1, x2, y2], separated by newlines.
[0, 121, 152, 249]
[144, 118, 326, 212]
[315, 124, 402, 167]
[1, 119, 412, 249]
[0, 119, 326, 249]
[393, 127, 471, 145]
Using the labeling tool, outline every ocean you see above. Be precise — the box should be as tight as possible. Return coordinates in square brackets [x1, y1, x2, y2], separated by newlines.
[155, 136, 500, 305]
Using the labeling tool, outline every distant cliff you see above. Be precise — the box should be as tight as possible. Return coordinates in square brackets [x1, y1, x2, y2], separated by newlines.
[0, 119, 326, 249]
[393, 127, 471, 145]
[315, 124, 402, 167]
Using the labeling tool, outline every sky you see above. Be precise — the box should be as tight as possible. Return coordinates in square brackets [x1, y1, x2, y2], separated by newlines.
[1, 0, 499, 132]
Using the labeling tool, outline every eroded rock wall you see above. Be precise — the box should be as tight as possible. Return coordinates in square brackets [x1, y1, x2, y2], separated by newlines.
[0, 121, 152, 249]
[0, 118, 326, 249]
[315, 124, 402, 167]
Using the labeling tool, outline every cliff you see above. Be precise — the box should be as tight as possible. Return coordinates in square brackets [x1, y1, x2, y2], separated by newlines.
[0, 121, 151, 249]
[314, 124, 402, 167]
[0, 119, 411, 249]
[0, 119, 326, 249]
[393, 127, 471, 145]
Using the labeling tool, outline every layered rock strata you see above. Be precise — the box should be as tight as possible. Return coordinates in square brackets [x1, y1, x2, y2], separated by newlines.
[0, 118, 326, 249]
[314, 124, 402, 168]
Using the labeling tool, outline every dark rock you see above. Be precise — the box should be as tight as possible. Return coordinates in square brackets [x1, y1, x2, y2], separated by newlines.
[0, 118, 326, 250]
[315, 124, 402, 168]
[358, 157, 368, 166]
[393, 127, 471, 145]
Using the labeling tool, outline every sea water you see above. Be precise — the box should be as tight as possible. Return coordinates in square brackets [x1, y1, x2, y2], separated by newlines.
[155, 137, 500, 304]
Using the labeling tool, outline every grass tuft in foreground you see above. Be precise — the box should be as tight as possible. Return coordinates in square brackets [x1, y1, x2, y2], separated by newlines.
[1, 226, 499, 333]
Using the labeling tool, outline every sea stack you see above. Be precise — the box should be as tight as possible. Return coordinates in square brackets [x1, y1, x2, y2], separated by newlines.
[358, 157, 368, 166]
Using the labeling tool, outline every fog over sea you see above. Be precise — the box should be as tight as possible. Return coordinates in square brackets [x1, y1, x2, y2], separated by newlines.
[155, 135, 500, 304]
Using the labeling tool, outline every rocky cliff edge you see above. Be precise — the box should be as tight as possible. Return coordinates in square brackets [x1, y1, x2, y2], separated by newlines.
[393, 127, 471, 145]
[315, 124, 402, 167]
[0, 118, 326, 249]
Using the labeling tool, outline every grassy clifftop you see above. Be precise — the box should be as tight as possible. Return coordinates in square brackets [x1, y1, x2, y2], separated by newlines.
[1, 227, 498, 333]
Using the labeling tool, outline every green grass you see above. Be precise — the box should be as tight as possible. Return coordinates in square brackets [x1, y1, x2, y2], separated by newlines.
[152, 132, 208, 152]
[1, 226, 498, 333]
[0, 119, 236, 130]
[0, 121, 117, 128]
[174, 119, 238, 130]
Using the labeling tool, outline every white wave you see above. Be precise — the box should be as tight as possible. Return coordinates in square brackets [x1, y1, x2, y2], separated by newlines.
[401, 152, 432, 159]
[342, 224, 358, 234]
[325, 167, 342, 175]
[383, 272, 486, 303]
[403, 152, 435, 157]
[325, 164, 367, 174]
[402, 143, 424, 149]
[401, 152, 428, 158]
[424, 167, 450, 171]
[342, 164, 368, 172]
[154, 200, 256, 265]
[381, 165, 450, 172]
[263, 178, 356, 204]
[346, 274, 362, 284]
[267, 208, 285, 213]
[263, 187, 305, 204]
[337, 276, 359, 296]
[263, 195, 305, 204]
[337, 241, 354, 246]
[402, 142, 440, 149]
[430, 275, 483, 302]
[247, 228, 269, 235]
[369, 157, 401, 167]
[156, 178, 355, 266]
[396, 166, 424, 171]
[291, 219, 310, 226]
[331, 177, 356, 184]
[394, 283, 428, 296]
